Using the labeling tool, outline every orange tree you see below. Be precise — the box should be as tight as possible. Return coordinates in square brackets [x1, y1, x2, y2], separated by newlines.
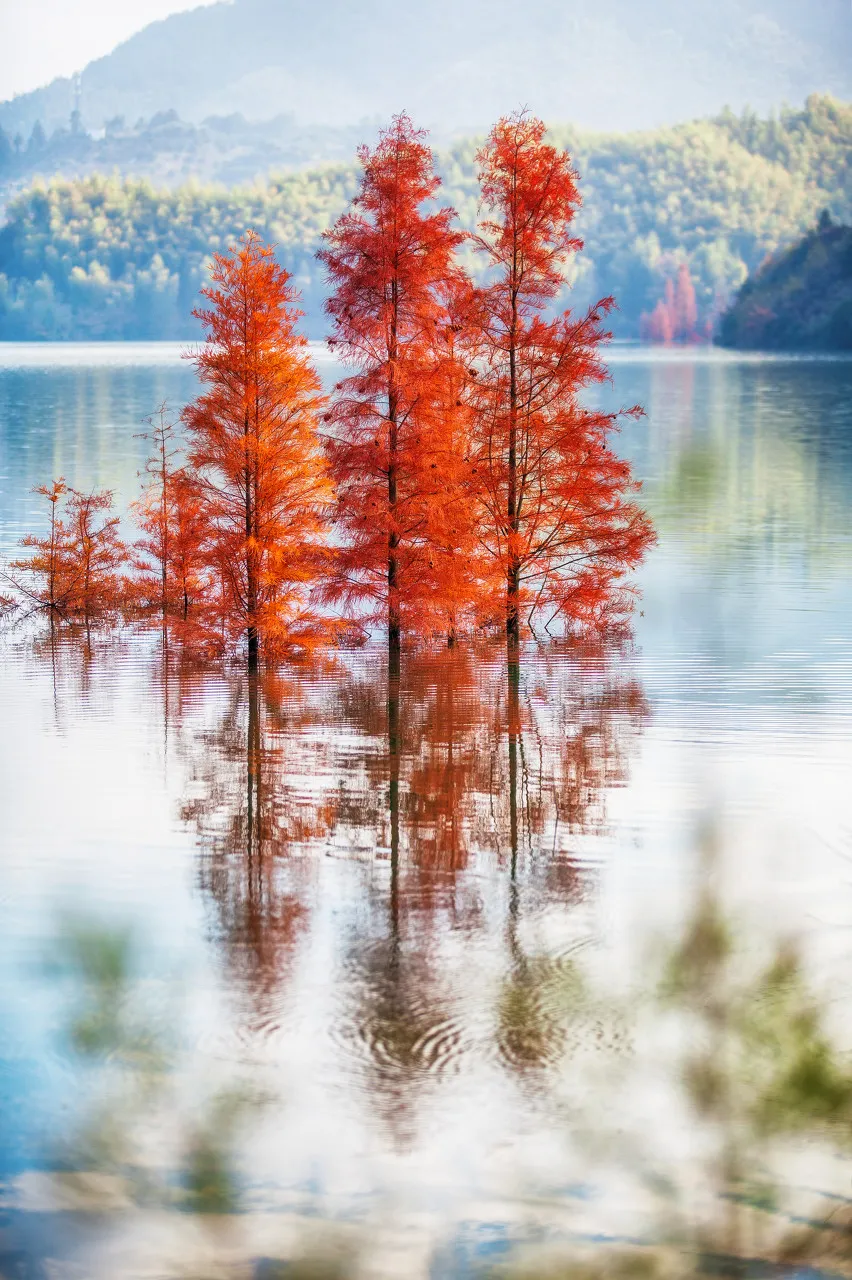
[5, 481, 126, 624]
[132, 405, 208, 620]
[63, 487, 126, 624]
[468, 112, 655, 642]
[183, 231, 332, 665]
[4, 480, 70, 616]
[318, 114, 477, 649]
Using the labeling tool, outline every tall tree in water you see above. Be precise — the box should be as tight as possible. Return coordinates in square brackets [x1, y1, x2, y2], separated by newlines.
[183, 232, 331, 666]
[318, 114, 472, 649]
[469, 112, 655, 643]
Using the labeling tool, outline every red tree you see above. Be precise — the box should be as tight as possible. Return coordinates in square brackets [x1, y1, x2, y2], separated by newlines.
[468, 112, 655, 642]
[318, 114, 475, 649]
[673, 263, 698, 341]
[64, 488, 126, 623]
[641, 298, 674, 344]
[640, 264, 700, 344]
[420, 301, 497, 642]
[7, 482, 126, 624]
[183, 232, 332, 665]
[5, 480, 70, 616]
[132, 405, 208, 620]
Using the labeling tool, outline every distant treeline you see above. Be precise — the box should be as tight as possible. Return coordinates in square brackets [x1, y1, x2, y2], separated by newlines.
[0, 108, 366, 190]
[0, 95, 848, 342]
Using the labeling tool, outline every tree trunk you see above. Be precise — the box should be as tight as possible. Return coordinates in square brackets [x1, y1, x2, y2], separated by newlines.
[388, 448, 400, 653]
[506, 284, 520, 643]
[506, 564, 520, 645]
[507, 634, 521, 879]
[160, 436, 169, 617]
[245, 406, 258, 671]
[387, 641, 401, 932]
[246, 664, 261, 888]
[247, 627, 259, 673]
[387, 280, 401, 653]
[48, 497, 57, 611]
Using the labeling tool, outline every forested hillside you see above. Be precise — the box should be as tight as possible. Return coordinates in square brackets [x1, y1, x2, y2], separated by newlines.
[718, 214, 852, 350]
[0, 96, 848, 342]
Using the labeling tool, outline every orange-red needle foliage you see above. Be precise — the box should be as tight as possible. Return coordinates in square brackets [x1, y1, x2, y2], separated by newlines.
[8, 117, 655, 659]
[8, 481, 126, 623]
[64, 487, 127, 622]
[6, 480, 70, 615]
[319, 114, 476, 648]
[469, 112, 655, 640]
[420, 297, 500, 641]
[183, 231, 332, 665]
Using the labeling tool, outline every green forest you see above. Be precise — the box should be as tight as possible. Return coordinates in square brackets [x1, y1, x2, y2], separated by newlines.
[0, 94, 848, 341]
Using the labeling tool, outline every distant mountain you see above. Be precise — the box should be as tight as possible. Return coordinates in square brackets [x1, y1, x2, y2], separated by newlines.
[1, 0, 850, 140]
[718, 215, 852, 351]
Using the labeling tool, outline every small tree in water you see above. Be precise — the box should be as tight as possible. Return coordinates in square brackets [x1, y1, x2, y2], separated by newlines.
[183, 232, 332, 666]
[63, 488, 126, 625]
[4, 481, 125, 625]
[132, 404, 207, 621]
[5, 480, 71, 616]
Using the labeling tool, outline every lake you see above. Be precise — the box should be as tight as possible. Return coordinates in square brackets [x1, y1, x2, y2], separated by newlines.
[1, 344, 852, 1279]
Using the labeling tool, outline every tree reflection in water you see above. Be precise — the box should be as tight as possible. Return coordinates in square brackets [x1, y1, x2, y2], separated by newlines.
[173, 639, 647, 1146]
[13, 635, 852, 1278]
[179, 661, 337, 1026]
[496, 638, 643, 1078]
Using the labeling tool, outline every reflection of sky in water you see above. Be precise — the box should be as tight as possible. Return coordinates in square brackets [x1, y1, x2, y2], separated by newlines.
[1, 348, 852, 1275]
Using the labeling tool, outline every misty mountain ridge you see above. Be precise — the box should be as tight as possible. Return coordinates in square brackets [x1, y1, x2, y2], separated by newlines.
[2, 0, 850, 140]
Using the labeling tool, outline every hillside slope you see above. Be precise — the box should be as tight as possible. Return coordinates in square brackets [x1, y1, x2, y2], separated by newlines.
[718, 218, 852, 351]
[1, 0, 850, 139]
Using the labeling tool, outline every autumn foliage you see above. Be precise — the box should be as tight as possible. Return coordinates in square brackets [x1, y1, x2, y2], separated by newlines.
[4, 480, 126, 624]
[467, 112, 654, 639]
[640, 263, 702, 344]
[131, 405, 207, 620]
[6, 112, 655, 660]
[183, 231, 332, 663]
[319, 115, 474, 647]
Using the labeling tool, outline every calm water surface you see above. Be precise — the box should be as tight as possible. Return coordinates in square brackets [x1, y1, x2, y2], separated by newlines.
[1, 345, 852, 1278]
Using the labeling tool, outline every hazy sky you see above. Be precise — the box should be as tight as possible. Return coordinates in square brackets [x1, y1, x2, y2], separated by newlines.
[1, 0, 216, 101]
